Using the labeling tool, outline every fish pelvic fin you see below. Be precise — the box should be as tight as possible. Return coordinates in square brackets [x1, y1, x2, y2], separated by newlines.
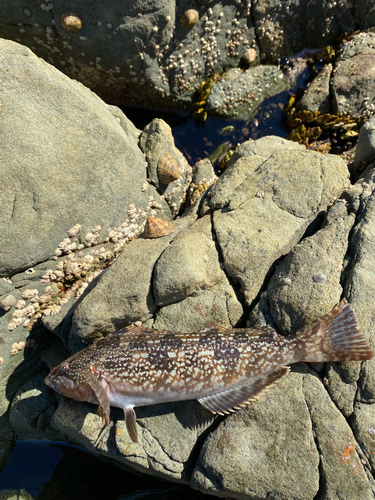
[296, 299, 374, 363]
[87, 366, 111, 425]
[198, 367, 290, 415]
[124, 407, 139, 443]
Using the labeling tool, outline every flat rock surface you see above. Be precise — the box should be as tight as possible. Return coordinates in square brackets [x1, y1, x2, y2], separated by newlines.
[0, 38, 169, 277]
[192, 372, 319, 500]
[209, 150, 349, 307]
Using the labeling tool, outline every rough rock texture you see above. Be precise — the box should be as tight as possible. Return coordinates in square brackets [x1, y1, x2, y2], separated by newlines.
[207, 149, 349, 307]
[206, 65, 288, 119]
[302, 368, 373, 500]
[7, 148, 375, 497]
[0, 38, 170, 277]
[226, 135, 305, 169]
[332, 32, 375, 119]
[1, 2, 373, 112]
[70, 223, 185, 342]
[297, 63, 332, 114]
[192, 371, 320, 500]
[354, 116, 375, 174]
[268, 201, 354, 334]
[139, 118, 193, 216]
[3, 31, 375, 497]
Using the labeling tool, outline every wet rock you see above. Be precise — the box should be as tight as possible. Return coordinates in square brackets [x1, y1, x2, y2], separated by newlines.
[302, 368, 373, 500]
[206, 66, 288, 120]
[210, 150, 349, 307]
[0, 415, 14, 470]
[297, 63, 332, 114]
[332, 32, 375, 119]
[191, 371, 320, 500]
[0, 39, 169, 277]
[0, 3, 256, 110]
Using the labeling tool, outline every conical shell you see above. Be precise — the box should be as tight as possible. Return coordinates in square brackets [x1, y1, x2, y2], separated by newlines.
[143, 217, 175, 238]
[157, 152, 180, 185]
[179, 9, 199, 29]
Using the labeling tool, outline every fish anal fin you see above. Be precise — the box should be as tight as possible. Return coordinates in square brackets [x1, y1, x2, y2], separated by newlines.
[87, 371, 110, 425]
[125, 407, 139, 443]
[198, 367, 290, 415]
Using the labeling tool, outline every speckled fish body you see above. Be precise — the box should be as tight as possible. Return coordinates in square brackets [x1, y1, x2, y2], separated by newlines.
[45, 300, 374, 443]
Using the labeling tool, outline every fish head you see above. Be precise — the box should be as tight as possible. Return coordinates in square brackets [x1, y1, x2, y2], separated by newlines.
[45, 353, 93, 402]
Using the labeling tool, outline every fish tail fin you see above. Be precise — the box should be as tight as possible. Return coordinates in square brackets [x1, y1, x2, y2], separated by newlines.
[296, 299, 374, 363]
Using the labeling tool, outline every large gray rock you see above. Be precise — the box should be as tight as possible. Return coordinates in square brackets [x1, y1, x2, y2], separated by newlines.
[208, 150, 349, 307]
[297, 63, 332, 114]
[192, 372, 320, 500]
[302, 368, 373, 500]
[0, 38, 170, 277]
[268, 201, 355, 334]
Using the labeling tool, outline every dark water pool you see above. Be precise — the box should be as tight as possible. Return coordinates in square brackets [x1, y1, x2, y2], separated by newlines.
[0, 440, 213, 500]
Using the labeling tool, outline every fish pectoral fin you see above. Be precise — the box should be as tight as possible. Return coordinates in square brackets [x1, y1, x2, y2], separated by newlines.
[198, 367, 290, 415]
[124, 407, 139, 443]
[87, 374, 111, 425]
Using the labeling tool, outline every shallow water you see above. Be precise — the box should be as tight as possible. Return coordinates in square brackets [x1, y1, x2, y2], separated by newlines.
[0, 441, 212, 500]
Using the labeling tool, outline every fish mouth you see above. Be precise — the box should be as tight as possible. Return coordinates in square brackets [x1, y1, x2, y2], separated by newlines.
[44, 375, 60, 392]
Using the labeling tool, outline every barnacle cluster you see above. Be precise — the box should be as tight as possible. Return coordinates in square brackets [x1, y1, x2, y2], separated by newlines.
[6, 198, 166, 331]
[285, 97, 361, 154]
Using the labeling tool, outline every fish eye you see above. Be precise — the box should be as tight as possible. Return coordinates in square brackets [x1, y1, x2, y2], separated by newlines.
[59, 362, 70, 375]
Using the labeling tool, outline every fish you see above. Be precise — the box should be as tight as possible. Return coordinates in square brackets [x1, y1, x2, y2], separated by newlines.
[45, 299, 374, 443]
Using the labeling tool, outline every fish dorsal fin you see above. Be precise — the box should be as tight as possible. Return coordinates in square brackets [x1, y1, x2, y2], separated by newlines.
[86, 369, 110, 425]
[198, 367, 290, 415]
[125, 407, 139, 443]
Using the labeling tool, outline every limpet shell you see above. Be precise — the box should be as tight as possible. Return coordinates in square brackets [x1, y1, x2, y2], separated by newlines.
[179, 9, 199, 30]
[241, 48, 257, 66]
[143, 217, 175, 238]
[157, 152, 180, 185]
[60, 13, 83, 32]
